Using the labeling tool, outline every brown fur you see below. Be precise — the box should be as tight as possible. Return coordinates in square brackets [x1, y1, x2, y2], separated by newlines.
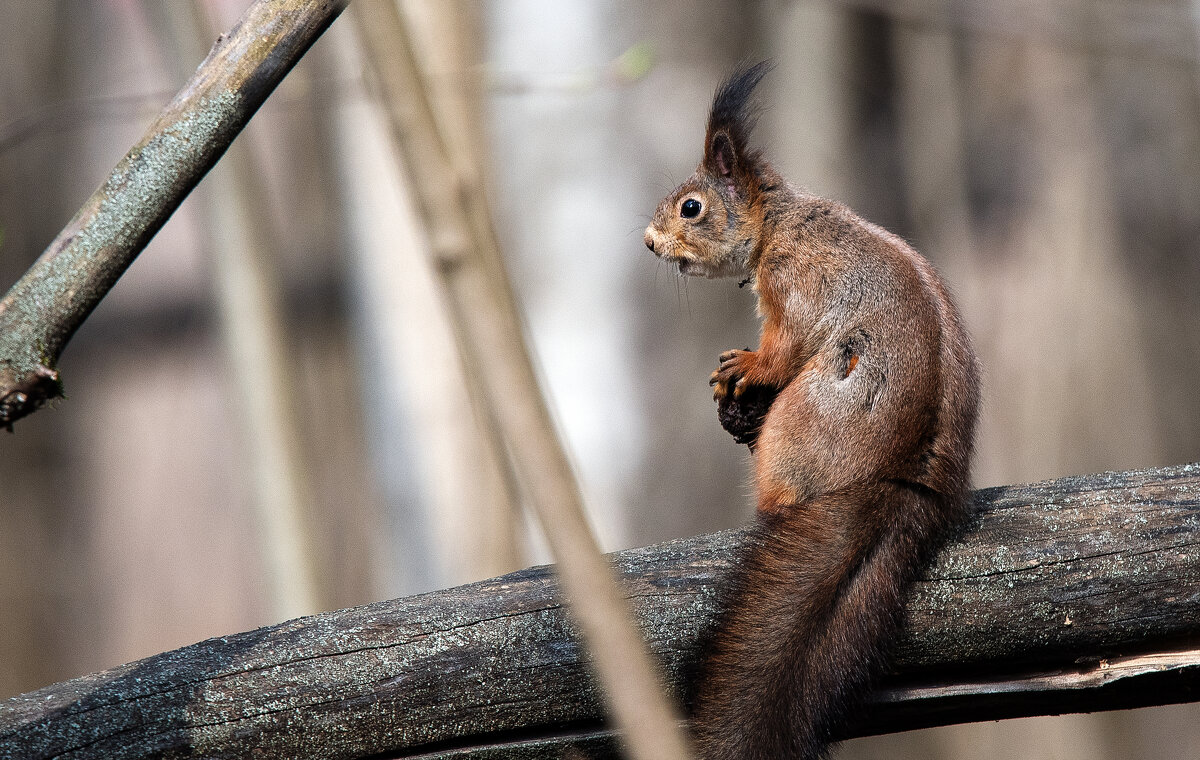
[644, 62, 980, 759]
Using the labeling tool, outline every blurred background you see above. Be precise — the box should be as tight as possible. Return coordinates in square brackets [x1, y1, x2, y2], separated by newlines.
[2, 0, 1199, 757]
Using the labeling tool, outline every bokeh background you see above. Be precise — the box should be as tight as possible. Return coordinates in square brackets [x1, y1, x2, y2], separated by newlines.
[2, 1, 1199, 757]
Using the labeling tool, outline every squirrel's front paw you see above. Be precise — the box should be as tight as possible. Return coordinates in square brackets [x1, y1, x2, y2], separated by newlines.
[709, 348, 756, 401]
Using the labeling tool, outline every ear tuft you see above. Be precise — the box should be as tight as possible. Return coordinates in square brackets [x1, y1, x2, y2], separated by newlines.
[703, 60, 773, 189]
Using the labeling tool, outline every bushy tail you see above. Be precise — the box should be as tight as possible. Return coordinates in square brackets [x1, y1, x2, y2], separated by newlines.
[693, 480, 963, 760]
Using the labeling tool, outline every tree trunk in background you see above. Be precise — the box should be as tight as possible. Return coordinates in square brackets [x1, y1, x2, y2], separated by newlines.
[198, 0, 388, 615]
[0, 1, 78, 698]
[617, 0, 765, 543]
[390, 0, 525, 584]
[890, 19, 980, 294]
[963, 40, 1162, 489]
[760, 0, 858, 202]
[1099, 0, 1200, 470]
[324, 11, 522, 594]
[150, 2, 323, 621]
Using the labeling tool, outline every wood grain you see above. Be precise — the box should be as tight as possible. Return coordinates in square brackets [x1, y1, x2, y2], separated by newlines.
[2, 464, 1199, 759]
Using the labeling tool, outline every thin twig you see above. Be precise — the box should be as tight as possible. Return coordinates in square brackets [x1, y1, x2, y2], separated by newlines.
[351, 2, 694, 758]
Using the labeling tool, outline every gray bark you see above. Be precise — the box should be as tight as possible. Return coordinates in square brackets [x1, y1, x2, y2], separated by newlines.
[2, 463, 1199, 759]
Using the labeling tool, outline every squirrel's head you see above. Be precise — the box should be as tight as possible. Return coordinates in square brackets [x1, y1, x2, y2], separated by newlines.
[644, 61, 774, 279]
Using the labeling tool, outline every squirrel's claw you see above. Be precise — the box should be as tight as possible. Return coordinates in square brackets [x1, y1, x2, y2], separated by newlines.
[712, 348, 755, 402]
[733, 377, 748, 399]
[711, 375, 730, 401]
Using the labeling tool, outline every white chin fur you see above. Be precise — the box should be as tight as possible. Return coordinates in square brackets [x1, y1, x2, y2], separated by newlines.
[678, 260, 712, 278]
[676, 257, 741, 279]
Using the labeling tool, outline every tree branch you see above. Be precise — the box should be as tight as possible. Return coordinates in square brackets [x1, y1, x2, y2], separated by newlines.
[3, 464, 1199, 759]
[0, 0, 348, 429]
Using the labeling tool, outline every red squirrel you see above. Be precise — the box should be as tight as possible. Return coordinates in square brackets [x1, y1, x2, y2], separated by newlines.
[643, 62, 980, 759]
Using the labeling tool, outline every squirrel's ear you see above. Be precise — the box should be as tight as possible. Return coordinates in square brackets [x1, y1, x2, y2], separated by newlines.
[708, 131, 738, 180]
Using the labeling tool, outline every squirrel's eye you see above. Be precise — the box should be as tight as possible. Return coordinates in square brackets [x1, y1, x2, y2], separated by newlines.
[681, 198, 702, 218]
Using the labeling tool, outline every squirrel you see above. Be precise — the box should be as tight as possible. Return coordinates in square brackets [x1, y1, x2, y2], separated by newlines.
[643, 61, 980, 759]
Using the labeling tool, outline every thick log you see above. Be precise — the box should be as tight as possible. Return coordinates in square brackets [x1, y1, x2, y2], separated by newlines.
[2, 464, 1200, 759]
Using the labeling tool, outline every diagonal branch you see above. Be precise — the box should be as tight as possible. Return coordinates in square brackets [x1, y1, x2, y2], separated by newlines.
[0, 0, 349, 429]
[350, 3, 694, 759]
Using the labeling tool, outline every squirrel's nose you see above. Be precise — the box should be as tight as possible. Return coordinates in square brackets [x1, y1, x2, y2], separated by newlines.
[644, 230, 656, 252]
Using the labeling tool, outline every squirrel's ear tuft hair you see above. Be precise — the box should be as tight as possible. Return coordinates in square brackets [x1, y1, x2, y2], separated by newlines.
[704, 60, 773, 187]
